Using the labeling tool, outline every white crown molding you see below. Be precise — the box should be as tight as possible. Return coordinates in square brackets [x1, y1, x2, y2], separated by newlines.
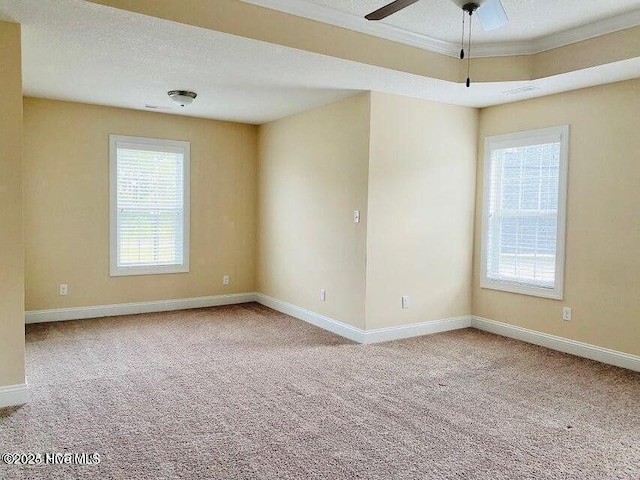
[25, 293, 258, 324]
[471, 40, 535, 58]
[241, 0, 640, 58]
[0, 383, 29, 408]
[529, 9, 640, 55]
[472, 316, 640, 372]
[241, 0, 458, 56]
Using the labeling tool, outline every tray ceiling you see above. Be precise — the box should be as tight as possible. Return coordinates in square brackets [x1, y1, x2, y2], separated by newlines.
[243, 0, 640, 56]
[0, 0, 638, 124]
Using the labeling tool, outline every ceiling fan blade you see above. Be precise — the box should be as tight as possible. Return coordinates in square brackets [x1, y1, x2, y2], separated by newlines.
[476, 0, 508, 31]
[365, 0, 422, 21]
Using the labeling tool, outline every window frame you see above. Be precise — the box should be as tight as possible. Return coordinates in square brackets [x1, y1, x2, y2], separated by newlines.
[109, 134, 191, 277]
[480, 125, 570, 300]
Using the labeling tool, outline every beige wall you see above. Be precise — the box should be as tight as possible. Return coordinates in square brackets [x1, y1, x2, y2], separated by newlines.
[18, 75, 640, 359]
[0, 21, 25, 387]
[23, 98, 257, 311]
[531, 26, 640, 79]
[257, 93, 370, 329]
[473, 79, 640, 356]
[366, 92, 478, 329]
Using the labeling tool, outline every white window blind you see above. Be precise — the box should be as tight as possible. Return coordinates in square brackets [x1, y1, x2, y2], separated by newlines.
[481, 126, 569, 299]
[110, 135, 190, 276]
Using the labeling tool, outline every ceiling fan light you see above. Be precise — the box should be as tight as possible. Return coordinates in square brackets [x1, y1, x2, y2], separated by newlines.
[168, 90, 197, 107]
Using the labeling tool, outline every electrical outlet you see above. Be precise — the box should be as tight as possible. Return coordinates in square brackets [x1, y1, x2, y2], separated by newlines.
[222, 275, 230, 286]
[353, 210, 361, 224]
[402, 296, 409, 309]
[320, 289, 326, 302]
[562, 307, 572, 321]
[59, 284, 68, 296]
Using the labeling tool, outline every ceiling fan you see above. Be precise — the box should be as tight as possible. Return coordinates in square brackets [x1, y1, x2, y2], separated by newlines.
[365, 0, 509, 87]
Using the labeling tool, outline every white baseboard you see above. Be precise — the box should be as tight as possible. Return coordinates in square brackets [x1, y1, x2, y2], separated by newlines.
[25, 293, 258, 324]
[24, 293, 638, 372]
[255, 293, 366, 342]
[255, 293, 470, 344]
[0, 383, 29, 408]
[256, 296, 639, 370]
[364, 316, 472, 344]
[472, 316, 640, 372]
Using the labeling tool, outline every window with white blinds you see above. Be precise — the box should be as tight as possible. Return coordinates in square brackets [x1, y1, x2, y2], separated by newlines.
[481, 125, 569, 299]
[109, 135, 190, 276]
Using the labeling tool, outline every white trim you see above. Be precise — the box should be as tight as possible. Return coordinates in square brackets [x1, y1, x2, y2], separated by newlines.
[26, 291, 470, 343]
[254, 293, 470, 344]
[25, 293, 257, 324]
[109, 134, 191, 277]
[240, 0, 640, 58]
[480, 125, 569, 300]
[255, 293, 365, 342]
[529, 10, 640, 56]
[472, 316, 640, 372]
[363, 316, 472, 344]
[241, 0, 456, 56]
[472, 40, 536, 58]
[0, 383, 29, 408]
[23, 294, 639, 372]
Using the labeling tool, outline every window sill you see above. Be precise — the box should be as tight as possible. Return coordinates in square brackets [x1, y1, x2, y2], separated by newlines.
[480, 278, 563, 300]
[110, 264, 189, 277]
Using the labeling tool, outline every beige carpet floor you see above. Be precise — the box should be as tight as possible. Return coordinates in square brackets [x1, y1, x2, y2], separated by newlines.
[1, 303, 639, 479]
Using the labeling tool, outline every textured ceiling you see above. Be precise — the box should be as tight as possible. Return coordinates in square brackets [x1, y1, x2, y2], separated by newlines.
[0, 0, 638, 124]
[311, 0, 640, 43]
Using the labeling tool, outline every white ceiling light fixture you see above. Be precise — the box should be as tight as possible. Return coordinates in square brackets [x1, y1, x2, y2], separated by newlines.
[168, 90, 198, 107]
